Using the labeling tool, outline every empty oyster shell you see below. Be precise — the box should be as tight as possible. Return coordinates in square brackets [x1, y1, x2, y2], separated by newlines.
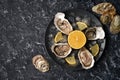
[51, 43, 72, 58]
[110, 15, 120, 34]
[78, 47, 95, 69]
[100, 13, 114, 24]
[85, 27, 105, 40]
[92, 3, 116, 15]
[32, 55, 49, 72]
[54, 12, 73, 35]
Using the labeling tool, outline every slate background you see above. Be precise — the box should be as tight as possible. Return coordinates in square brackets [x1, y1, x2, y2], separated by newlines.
[0, 0, 120, 80]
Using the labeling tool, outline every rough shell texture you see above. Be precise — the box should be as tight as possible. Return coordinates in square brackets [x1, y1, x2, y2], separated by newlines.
[32, 55, 49, 72]
[51, 43, 72, 58]
[100, 13, 114, 24]
[54, 12, 73, 35]
[110, 15, 120, 34]
[78, 47, 95, 69]
[85, 27, 105, 40]
[92, 2, 116, 15]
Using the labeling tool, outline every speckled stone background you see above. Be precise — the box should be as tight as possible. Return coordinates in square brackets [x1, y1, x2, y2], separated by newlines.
[0, 0, 120, 80]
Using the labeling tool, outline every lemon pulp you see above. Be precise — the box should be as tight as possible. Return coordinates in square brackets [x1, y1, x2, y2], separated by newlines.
[68, 30, 86, 49]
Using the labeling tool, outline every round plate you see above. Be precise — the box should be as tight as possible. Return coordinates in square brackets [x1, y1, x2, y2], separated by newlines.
[45, 9, 106, 70]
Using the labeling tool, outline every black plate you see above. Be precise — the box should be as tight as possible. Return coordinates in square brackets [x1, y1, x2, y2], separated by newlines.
[45, 9, 106, 70]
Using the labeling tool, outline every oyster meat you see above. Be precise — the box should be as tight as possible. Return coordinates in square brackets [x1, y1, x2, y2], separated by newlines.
[51, 43, 72, 58]
[78, 47, 95, 69]
[92, 2, 116, 15]
[85, 27, 105, 40]
[32, 55, 49, 72]
[54, 12, 73, 35]
[110, 15, 120, 34]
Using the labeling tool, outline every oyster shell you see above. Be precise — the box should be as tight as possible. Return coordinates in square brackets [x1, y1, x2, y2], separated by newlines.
[100, 13, 114, 24]
[92, 3, 116, 15]
[51, 43, 72, 58]
[54, 12, 73, 35]
[85, 27, 105, 40]
[32, 55, 49, 72]
[110, 15, 120, 34]
[78, 47, 95, 69]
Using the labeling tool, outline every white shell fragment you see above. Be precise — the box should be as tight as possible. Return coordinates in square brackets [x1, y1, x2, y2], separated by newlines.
[32, 55, 49, 72]
[54, 12, 73, 35]
[51, 43, 72, 58]
[85, 27, 105, 40]
[78, 47, 95, 69]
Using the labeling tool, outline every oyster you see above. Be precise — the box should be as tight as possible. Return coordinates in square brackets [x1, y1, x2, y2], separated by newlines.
[100, 13, 114, 24]
[54, 12, 73, 35]
[92, 3, 116, 15]
[85, 27, 105, 40]
[51, 43, 72, 58]
[78, 47, 95, 69]
[32, 55, 49, 72]
[110, 15, 120, 34]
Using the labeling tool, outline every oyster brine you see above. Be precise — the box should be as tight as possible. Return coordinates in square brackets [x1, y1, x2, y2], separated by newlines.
[54, 12, 73, 35]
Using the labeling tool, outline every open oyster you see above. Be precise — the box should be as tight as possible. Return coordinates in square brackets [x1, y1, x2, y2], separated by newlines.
[85, 27, 105, 40]
[51, 43, 72, 58]
[54, 12, 73, 35]
[92, 3, 116, 15]
[78, 47, 95, 69]
[32, 55, 49, 72]
[110, 15, 120, 34]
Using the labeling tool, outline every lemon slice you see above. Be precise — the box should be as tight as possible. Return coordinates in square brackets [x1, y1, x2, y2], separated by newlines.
[68, 30, 86, 49]
[65, 56, 77, 66]
[90, 44, 99, 56]
[54, 32, 63, 43]
[76, 22, 88, 31]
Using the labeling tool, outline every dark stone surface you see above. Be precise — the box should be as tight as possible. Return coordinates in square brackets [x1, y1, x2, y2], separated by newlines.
[0, 0, 120, 80]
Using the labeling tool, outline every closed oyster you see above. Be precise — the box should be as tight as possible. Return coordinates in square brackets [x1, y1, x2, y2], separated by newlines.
[78, 47, 95, 69]
[100, 13, 114, 24]
[110, 15, 120, 34]
[92, 3, 116, 15]
[51, 43, 72, 58]
[85, 27, 105, 40]
[32, 55, 49, 72]
[54, 12, 73, 35]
